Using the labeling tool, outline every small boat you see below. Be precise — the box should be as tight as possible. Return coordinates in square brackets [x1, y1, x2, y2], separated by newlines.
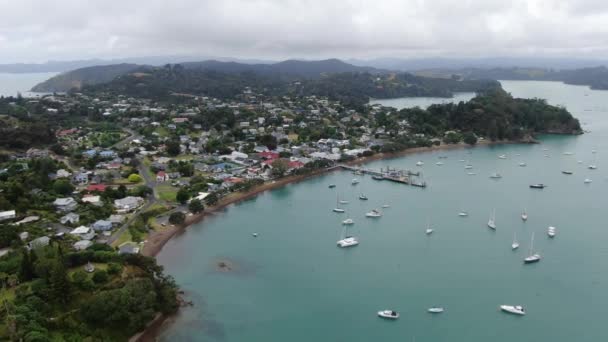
[489, 172, 502, 179]
[337, 236, 359, 248]
[584, 178, 592, 183]
[521, 209, 528, 221]
[524, 233, 541, 264]
[547, 226, 556, 238]
[562, 171, 573, 175]
[498, 154, 507, 159]
[458, 211, 468, 217]
[425, 219, 433, 235]
[427, 307, 444, 314]
[519, 162, 527, 167]
[416, 161, 424, 166]
[366, 209, 382, 218]
[372, 175, 384, 180]
[252, 233, 258, 237]
[529, 184, 546, 189]
[500, 305, 525, 316]
[512, 232, 519, 250]
[436, 161, 444, 166]
[464, 164, 473, 169]
[342, 218, 354, 225]
[351, 178, 360, 185]
[377, 310, 399, 319]
[381, 204, 390, 208]
[487, 209, 496, 230]
[328, 184, 336, 188]
[359, 194, 368, 200]
[588, 164, 597, 170]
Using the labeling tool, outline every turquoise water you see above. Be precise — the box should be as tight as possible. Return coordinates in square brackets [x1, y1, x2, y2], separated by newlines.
[0, 72, 57, 97]
[158, 81, 608, 341]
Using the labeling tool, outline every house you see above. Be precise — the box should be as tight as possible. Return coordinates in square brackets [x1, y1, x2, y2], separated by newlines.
[28, 236, 50, 249]
[26, 148, 49, 159]
[53, 197, 77, 212]
[109, 214, 125, 225]
[73, 240, 93, 251]
[92, 220, 113, 231]
[82, 195, 102, 206]
[86, 184, 107, 192]
[72, 172, 89, 185]
[118, 242, 140, 254]
[0, 210, 16, 221]
[156, 171, 169, 182]
[114, 196, 144, 212]
[56, 169, 72, 178]
[70, 226, 95, 240]
[60, 212, 80, 225]
[99, 150, 116, 158]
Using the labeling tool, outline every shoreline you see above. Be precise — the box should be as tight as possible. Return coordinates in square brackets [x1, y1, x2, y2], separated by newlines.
[134, 139, 520, 341]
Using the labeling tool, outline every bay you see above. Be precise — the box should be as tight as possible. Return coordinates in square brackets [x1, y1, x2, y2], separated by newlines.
[158, 80, 608, 341]
[369, 91, 475, 109]
[0, 72, 58, 97]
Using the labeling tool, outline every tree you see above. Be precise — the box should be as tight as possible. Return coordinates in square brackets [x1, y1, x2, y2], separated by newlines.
[166, 140, 181, 156]
[270, 159, 289, 177]
[18, 249, 34, 282]
[205, 193, 219, 206]
[463, 132, 478, 145]
[127, 174, 142, 183]
[188, 199, 204, 213]
[92, 270, 109, 284]
[168, 212, 185, 225]
[175, 188, 190, 204]
[49, 261, 71, 304]
[52, 179, 74, 196]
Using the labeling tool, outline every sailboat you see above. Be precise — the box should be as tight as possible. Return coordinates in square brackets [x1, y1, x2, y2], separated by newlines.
[487, 209, 496, 230]
[512, 232, 519, 250]
[523, 232, 541, 264]
[337, 226, 359, 248]
[589, 154, 598, 169]
[425, 219, 434, 235]
[521, 209, 528, 221]
[333, 195, 345, 213]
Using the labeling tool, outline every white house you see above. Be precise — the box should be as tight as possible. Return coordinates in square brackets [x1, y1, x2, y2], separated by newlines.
[81, 195, 102, 206]
[0, 210, 16, 221]
[114, 196, 144, 212]
[53, 198, 77, 212]
[73, 240, 93, 251]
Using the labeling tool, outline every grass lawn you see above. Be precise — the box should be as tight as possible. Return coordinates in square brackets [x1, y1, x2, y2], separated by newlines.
[111, 229, 133, 248]
[156, 184, 178, 202]
[175, 154, 195, 161]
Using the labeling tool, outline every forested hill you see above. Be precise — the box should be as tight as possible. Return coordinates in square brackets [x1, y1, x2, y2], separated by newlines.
[31, 59, 379, 92]
[418, 66, 608, 90]
[83, 64, 500, 108]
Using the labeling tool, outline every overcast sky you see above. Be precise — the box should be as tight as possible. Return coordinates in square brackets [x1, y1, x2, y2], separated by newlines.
[1, 0, 608, 63]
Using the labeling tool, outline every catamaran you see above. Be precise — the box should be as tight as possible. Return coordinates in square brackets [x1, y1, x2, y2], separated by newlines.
[487, 209, 496, 229]
[524, 233, 541, 264]
[512, 232, 519, 250]
[337, 225, 359, 247]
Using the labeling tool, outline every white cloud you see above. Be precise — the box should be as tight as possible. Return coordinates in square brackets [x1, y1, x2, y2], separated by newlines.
[1, 0, 608, 63]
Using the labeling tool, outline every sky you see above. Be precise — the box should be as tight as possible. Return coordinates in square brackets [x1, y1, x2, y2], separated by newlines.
[1, 0, 608, 63]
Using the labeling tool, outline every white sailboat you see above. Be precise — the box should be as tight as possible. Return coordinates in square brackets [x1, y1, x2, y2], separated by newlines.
[523, 232, 541, 264]
[333, 195, 345, 213]
[512, 232, 519, 250]
[521, 209, 528, 221]
[425, 219, 434, 235]
[489, 172, 502, 179]
[458, 211, 468, 217]
[337, 225, 359, 248]
[342, 218, 354, 225]
[487, 209, 496, 230]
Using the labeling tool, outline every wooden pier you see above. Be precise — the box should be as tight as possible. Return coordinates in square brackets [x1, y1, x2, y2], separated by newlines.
[338, 165, 427, 188]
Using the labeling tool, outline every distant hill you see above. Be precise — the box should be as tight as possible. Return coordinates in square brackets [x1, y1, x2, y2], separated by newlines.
[31, 59, 380, 92]
[31, 64, 143, 92]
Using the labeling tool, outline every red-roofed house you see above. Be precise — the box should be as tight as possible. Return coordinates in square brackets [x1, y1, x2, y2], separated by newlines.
[258, 151, 279, 160]
[156, 171, 169, 182]
[86, 184, 107, 192]
[288, 161, 305, 169]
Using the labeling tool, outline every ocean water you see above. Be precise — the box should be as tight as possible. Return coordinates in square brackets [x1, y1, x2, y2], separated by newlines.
[158, 81, 608, 342]
[0, 72, 58, 97]
[369, 91, 475, 109]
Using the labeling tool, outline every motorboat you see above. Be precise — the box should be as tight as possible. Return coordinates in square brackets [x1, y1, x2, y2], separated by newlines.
[366, 209, 382, 218]
[337, 236, 359, 248]
[500, 305, 525, 316]
[562, 171, 573, 175]
[342, 218, 354, 225]
[467, 172, 477, 175]
[416, 161, 424, 166]
[458, 159, 466, 162]
[529, 184, 546, 189]
[498, 154, 507, 159]
[359, 194, 368, 200]
[458, 211, 468, 217]
[547, 226, 556, 238]
[351, 178, 360, 185]
[328, 184, 336, 188]
[490, 172, 502, 179]
[377, 310, 399, 319]
[436, 161, 444, 166]
[563, 152, 574, 155]
[427, 307, 444, 314]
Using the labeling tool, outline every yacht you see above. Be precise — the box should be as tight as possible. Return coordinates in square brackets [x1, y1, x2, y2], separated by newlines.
[337, 236, 359, 248]
[427, 307, 444, 314]
[342, 218, 354, 225]
[512, 232, 519, 250]
[524, 233, 541, 264]
[372, 175, 384, 180]
[547, 226, 556, 238]
[490, 172, 502, 179]
[500, 305, 526, 316]
[458, 211, 468, 217]
[366, 209, 382, 218]
[487, 209, 496, 230]
[584, 178, 592, 183]
[359, 194, 368, 200]
[377, 310, 399, 319]
[416, 161, 424, 166]
[351, 178, 359, 185]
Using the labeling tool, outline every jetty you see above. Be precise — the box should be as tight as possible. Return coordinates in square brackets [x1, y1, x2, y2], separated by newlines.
[339, 165, 427, 187]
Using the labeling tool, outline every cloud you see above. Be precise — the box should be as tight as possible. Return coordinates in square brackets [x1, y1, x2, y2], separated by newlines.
[1, 0, 608, 63]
